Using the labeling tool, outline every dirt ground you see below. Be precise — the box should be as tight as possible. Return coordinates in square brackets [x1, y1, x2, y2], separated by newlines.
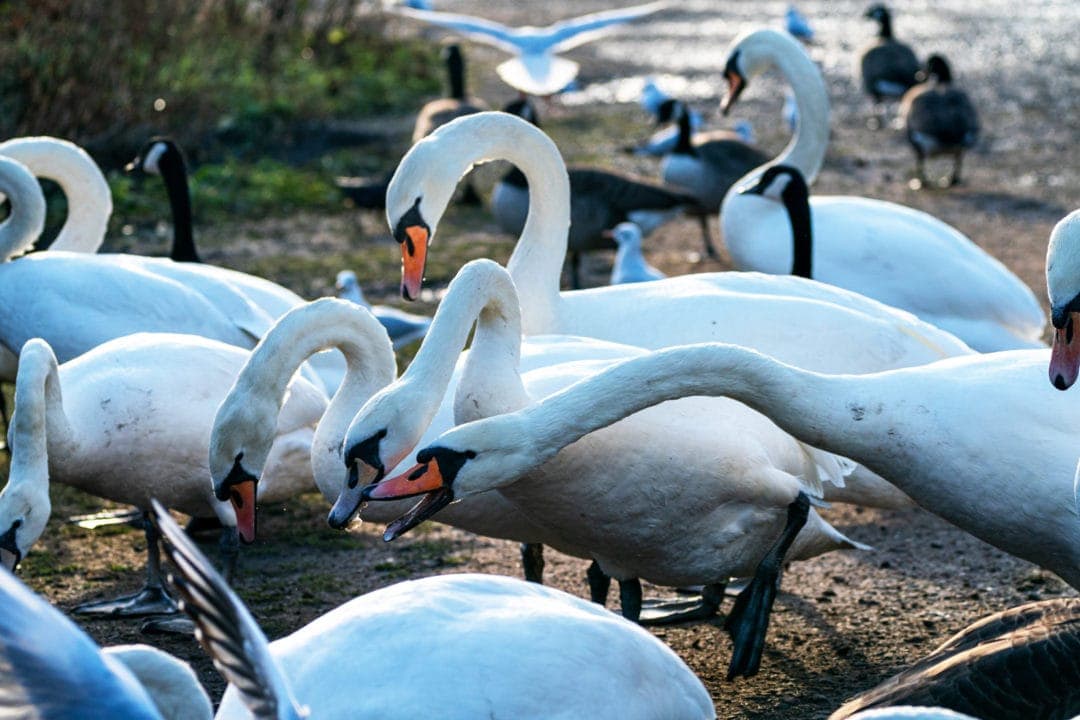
[15, 1, 1080, 718]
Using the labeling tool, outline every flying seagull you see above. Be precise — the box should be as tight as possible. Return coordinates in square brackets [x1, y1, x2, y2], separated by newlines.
[390, 2, 670, 96]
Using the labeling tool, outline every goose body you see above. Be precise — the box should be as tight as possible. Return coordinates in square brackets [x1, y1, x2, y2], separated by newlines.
[0, 566, 213, 720]
[0, 333, 323, 583]
[719, 29, 1043, 351]
[149, 502, 715, 720]
[900, 55, 980, 187]
[858, 5, 920, 102]
[831, 598, 1080, 720]
[412, 44, 488, 143]
[390, 2, 668, 96]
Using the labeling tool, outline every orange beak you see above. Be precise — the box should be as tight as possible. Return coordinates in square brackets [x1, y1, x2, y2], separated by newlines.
[228, 479, 257, 544]
[721, 71, 744, 116]
[1050, 314, 1080, 390]
[364, 461, 447, 500]
[400, 225, 429, 301]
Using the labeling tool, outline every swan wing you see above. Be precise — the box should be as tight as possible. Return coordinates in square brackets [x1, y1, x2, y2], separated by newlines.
[151, 500, 306, 720]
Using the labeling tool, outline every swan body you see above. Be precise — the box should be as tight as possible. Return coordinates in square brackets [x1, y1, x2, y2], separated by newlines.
[0, 566, 213, 720]
[150, 502, 715, 720]
[0, 136, 111, 252]
[719, 29, 1043, 351]
[0, 333, 324, 569]
[390, 2, 668, 96]
[335, 270, 431, 349]
[831, 598, 1080, 720]
[842, 710, 976, 720]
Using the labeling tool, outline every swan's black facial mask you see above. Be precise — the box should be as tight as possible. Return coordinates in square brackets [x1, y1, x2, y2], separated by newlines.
[394, 198, 430, 301]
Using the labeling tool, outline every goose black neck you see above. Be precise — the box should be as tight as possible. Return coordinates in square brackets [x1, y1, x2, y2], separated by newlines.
[877, 11, 894, 39]
[782, 172, 812, 278]
[674, 106, 695, 156]
[446, 46, 466, 100]
[158, 148, 200, 263]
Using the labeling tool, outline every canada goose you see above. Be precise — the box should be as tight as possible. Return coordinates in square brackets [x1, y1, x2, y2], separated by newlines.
[831, 598, 1080, 719]
[900, 54, 980, 188]
[126, 137, 201, 261]
[335, 270, 432, 349]
[659, 99, 769, 259]
[0, 565, 214, 719]
[609, 221, 665, 284]
[859, 5, 920, 105]
[493, 99, 694, 289]
[720, 29, 1044, 351]
[389, 2, 669, 96]
[152, 501, 716, 719]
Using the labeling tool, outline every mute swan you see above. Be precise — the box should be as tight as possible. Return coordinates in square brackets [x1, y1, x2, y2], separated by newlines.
[859, 5, 920, 103]
[1046, 209, 1080, 389]
[208, 296, 558, 582]
[389, 2, 669, 96]
[151, 500, 717, 720]
[900, 55, 980, 188]
[361, 342, 867, 679]
[335, 270, 432, 349]
[610, 222, 665, 285]
[830, 598, 1080, 719]
[719, 29, 1044, 352]
[0, 566, 213, 720]
[0, 334, 324, 615]
[494, 98, 692, 289]
[843, 710, 977, 720]
[0, 140, 345, 394]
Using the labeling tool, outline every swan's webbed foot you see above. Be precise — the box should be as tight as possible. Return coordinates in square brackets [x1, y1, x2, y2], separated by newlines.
[75, 584, 178, 617]
[724, 491, 810, 680]
[640, 583, 726, 625]
[587, 560, 612, 605]
[140, 617, 196, 636]
[521, 542, 545, 584]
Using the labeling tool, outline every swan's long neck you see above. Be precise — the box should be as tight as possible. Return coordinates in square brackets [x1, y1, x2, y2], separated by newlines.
[760, 35, 829, 184]
[402, 260, 526, 423]
[0, 156, 47, 262]
[9, 340, 76, 490]
[521, 344, 874, 468]
[458, 116, 569, 334]
[234, 299, 396, 465]
[0, 137, 111, 253]
[157, 149, 199, 263]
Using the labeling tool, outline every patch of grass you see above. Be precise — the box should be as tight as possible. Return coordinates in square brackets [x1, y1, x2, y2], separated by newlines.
[20, 550, 80, 578]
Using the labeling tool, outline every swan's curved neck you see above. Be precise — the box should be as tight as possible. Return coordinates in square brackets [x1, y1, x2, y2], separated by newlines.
[0, 137, 111, 253]
[234, 299, 396, 463]
[404, 261, 527, 423]
[156, 149, 199, 263]
[445, 116, 569, 334]
[761, 36, 829, 184]
[9, 341, 76, 488]
[0, 157, 47, 263]
[521, 344, 871, 467]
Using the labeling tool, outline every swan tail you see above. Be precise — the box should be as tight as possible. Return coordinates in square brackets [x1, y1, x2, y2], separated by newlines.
[790, 510, 872, 562]
[798, 444, 855, 495]
[150, 500, 309, 720]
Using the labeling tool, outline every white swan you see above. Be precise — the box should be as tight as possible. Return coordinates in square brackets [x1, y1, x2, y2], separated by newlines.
[718, 29, 1044, 352]
[0, 566, 213, 720]
[362, 340, 868, 678]
[0, 136, 112, 252]
[0, 141, 344, 394]
[1045, 209, 1080, 389]
[0, 334, 324, 615]
[150, 501, 717, 720]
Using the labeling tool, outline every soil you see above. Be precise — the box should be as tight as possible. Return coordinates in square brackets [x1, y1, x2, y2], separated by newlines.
[16, 2, 1080, 719]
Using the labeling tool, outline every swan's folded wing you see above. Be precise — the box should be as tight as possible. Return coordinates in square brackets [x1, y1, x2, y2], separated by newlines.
[390, 7, 522, 54]
[547, 1, 670, 52]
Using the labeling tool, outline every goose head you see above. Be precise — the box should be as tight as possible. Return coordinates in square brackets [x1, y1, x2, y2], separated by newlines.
[126, 137, 179, 176]
[721, 29, 800, 115]
[863, 4, 890, 24]
[0, 483, 49, 571]
[920, 54, 953, 85]
[1046, 209, 1080, 390]
[208, 392, 280, 544]
[359, 415, 534, 540]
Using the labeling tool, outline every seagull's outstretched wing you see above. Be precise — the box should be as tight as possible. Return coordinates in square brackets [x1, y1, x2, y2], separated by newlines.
[390, 7, 522, 54]
[546, 1, 670, 53]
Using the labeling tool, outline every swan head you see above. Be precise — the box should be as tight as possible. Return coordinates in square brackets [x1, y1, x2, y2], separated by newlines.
[329, 379, 431, 529]
[1046, 209, 1080, 390]
[720, 29, 802, 116]
[209, 393, 280, 544]
[0, 481, 50, 571]
[359, 416, 535, 540]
